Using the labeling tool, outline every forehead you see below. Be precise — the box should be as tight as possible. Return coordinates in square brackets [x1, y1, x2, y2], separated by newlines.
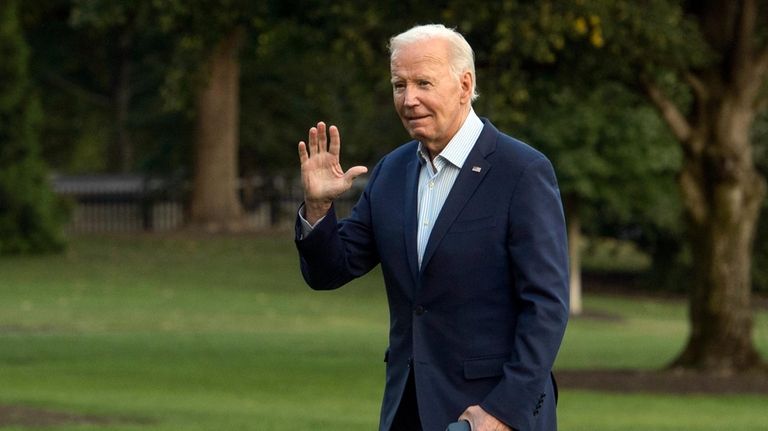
[390, 38, 451, 75]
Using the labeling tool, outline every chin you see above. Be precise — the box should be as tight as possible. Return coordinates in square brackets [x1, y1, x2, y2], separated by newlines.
[406, 128, 431, 142]
[407, 130, 422, 139]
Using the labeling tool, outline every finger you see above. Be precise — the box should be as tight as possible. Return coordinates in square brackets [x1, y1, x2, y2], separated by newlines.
[298, 141, 309, 164]
[328, 125, 341, 156]
[308, 127, 319, 156]
[344, 165, 368, 182]
[458, 407, 474, 430]
[317, 121, 327, 152]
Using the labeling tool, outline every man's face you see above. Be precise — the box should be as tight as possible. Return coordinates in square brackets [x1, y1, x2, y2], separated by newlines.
[390, 38, 473, 158]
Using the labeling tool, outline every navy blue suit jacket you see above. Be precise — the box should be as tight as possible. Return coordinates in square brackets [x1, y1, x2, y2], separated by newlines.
[296, 119, 569, 431]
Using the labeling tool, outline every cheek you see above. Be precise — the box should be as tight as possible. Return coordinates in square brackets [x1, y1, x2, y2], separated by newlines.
[393, 94, 403, 110]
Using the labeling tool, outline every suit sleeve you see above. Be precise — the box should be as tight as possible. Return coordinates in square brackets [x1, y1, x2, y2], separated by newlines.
[294, 159, 384, 291]
[480, 156, 570, 431]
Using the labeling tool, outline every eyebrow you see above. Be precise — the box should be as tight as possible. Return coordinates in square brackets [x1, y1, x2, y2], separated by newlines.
[390, 74, 434, 83]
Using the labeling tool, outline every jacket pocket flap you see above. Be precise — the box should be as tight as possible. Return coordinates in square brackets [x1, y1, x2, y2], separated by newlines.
[463, 355, 507, 380]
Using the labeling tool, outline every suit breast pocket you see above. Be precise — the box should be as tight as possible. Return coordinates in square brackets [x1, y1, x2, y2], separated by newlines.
[448, 215, 497, 234]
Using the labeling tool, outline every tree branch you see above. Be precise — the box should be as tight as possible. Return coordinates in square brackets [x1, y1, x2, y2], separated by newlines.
[684, 72, 708, 102]
[641, 77, 693, 144]
[732, 0, 756, 81]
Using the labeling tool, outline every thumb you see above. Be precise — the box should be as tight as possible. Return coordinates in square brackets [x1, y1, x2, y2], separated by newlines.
[344, 165, 368, 182]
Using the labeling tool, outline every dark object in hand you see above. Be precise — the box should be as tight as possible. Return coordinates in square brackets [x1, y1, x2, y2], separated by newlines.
[446, 420, 471, 431]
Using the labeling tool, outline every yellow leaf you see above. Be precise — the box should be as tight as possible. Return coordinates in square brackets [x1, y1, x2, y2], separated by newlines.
[590, 29, 604, 48]
[574, 17, 588, 35]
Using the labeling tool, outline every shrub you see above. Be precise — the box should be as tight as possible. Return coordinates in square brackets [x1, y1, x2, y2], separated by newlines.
[0, 0, 64, 254]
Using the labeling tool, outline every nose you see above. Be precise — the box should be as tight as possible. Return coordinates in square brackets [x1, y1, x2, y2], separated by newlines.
[402, 85, 419, 108]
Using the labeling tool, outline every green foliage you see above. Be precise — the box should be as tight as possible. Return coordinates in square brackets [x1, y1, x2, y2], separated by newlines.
[516, 82, 681, 229]
[0, 0, 64, 254]
[579, 237, 652, 274]
[23, 0, 188, 174]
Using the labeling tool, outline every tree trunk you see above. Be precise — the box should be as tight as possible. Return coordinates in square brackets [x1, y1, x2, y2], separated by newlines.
[671, 96, 767, 374]
[565, 194, 583, 316]
[189, 28, 245, 230]
[111, 24, 134, 173]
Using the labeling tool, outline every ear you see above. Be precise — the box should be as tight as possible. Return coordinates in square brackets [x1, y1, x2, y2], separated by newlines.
[459, 71, 473, 104]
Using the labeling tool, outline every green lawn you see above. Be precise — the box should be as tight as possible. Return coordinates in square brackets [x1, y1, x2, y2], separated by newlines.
[0, 234, 766, 430]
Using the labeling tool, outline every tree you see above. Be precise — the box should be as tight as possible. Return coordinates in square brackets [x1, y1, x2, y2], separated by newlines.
[151, 0, 278, 230]
[639, 0, 768, 373]
[0, 0, 64, 254]
[581, 0, 768, 373]
[535, 0, 768, 372]
[64, 0, 256, 229]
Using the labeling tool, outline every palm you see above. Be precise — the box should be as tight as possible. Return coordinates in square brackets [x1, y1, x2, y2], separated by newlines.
[298, 122, 367, 220]
[302, 150, 350, 201]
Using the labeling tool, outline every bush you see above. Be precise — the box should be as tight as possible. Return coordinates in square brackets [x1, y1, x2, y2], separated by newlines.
[0, 0, 64, 254]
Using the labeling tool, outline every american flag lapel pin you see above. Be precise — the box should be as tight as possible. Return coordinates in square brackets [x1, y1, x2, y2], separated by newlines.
[472, 166, 482, 173]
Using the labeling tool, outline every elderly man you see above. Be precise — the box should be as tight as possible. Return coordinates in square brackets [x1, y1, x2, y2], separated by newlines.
[296, 24, 569, 431]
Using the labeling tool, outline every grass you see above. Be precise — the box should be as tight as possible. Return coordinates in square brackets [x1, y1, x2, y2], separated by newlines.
[0, 233, 766, 430]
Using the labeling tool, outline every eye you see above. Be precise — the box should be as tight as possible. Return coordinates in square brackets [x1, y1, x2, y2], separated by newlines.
[417, 80, 431, 87]
[392, 81, 406, 91]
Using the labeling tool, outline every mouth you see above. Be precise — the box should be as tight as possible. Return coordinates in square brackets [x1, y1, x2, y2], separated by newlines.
[405, 114, 430, 123]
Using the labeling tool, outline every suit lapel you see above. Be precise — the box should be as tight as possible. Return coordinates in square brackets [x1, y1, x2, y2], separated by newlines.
[404, 158, 420, 285]
[420, 122, 497, 272]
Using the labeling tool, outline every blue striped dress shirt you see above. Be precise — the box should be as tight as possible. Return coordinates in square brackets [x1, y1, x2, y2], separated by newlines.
[416, 109, 483, 267]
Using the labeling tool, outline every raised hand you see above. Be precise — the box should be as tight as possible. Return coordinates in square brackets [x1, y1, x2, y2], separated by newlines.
[298, 121, 368, 224]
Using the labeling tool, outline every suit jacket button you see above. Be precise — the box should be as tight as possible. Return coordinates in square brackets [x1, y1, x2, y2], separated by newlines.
[414, 305, 425, 316]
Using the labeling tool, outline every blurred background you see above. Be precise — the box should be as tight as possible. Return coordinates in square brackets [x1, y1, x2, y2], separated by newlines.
[1, 0, 767, 429]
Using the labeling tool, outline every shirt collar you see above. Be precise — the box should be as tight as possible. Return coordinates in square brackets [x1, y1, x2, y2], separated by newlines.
[417, 109, 483, 169]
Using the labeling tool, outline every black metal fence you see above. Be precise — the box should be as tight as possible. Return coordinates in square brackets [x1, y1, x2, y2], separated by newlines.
[52, 174, 362, 233]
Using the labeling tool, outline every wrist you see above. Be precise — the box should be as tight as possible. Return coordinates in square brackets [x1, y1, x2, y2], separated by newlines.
[304, 200, 332, 225]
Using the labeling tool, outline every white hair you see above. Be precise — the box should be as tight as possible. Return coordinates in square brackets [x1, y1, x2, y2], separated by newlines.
[389, 24, 479, 101]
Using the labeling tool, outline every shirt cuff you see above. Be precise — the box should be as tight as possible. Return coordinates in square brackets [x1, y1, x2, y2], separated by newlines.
[298, 204, 326, 238]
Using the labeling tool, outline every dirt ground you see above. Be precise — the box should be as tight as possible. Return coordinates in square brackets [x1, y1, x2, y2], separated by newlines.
[556, 368, 768, 395]
[0, 404, 152, 427]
